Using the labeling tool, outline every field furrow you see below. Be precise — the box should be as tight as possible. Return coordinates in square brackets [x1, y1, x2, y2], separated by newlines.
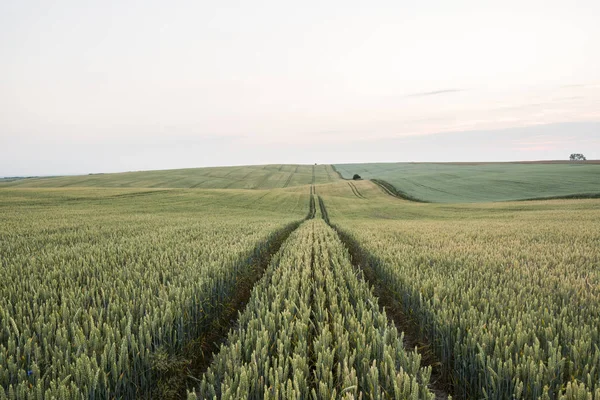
[0, 189, 309, 399]
[190, 216, 434, 399]
[320, 183, 600, 399]
[283, 171, 294, 188]
[348, 181, 366, 199]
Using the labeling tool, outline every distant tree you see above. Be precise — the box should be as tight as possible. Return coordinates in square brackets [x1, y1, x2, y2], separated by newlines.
[570, 153, 587, 161]
[352, 174, 362, 180]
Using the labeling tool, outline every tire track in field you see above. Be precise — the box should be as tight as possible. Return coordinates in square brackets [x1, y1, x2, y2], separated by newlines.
[108, 190, 169, 199]
[317, 195, 330, 224]
[308, 187, 316, 218]
[403, 178, 457, 197]
[190, 172, 249, 188]
[222, 166, 243, 178]
[194, 198, 437, 398]
[372, 179, 399, 197]
[306, 222, 317, 393]
[175, 187, 316, 398]
[318, 197, 451, 400]
[190, 179, 211, 188]
[237, 169, 257, 186]
[330, 164, 347, 180]
[371, 179, 428, 203]
[282, 171, 294, 188]
[347, 181, 366, 199]
[323, 165, 333, 181]
[255, 170, 275, 189]
[248, 191, 271, 208]
[148, 177, 188, 188]
[161, 221, 301, 398]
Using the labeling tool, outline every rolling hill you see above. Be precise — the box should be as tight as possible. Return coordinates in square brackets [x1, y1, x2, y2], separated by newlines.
[334, 161, 600, 202]
[0, 164, 340, 189]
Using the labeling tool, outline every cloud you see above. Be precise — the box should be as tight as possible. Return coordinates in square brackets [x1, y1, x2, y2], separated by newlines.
[406, 89, 465, 97]
[514, 145, 559, 152]
[558, 96, 585, 101]
[560, 83, 592, 88]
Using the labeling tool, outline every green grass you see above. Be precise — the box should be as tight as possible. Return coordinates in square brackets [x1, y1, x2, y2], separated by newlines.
[334, 162, 600, 202]
[0, 164, 340, 189]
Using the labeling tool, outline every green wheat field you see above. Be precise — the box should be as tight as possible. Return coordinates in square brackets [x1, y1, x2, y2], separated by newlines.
[1, 162, 600, 399]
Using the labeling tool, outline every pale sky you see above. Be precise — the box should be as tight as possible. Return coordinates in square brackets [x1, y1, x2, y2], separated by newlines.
[1, 0, 599, 176]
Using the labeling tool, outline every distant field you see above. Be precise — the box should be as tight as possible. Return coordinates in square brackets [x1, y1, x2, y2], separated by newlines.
[0, 164, 340, 189]
[334, 162, 600, 202]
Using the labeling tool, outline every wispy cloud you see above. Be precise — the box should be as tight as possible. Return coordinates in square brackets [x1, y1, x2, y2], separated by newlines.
[514, 145, 559, 152]
[406, 89, 465, 97]
[559, 96, 585, 101]
[560, 83, 592, 88]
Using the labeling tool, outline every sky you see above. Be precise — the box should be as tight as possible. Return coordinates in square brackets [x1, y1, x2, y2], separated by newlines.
[1, 0, 599, 176]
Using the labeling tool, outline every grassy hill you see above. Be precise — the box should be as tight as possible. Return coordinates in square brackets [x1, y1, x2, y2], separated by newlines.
[0, 164, 340, 189]
[4, 161, 600, 203]
[334, 162, 600, 203]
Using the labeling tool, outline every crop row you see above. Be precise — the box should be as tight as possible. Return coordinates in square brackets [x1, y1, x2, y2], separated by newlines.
[0, 190, 306, 399]
[328, 202, 600, 399]
[189, 219, 435, 399]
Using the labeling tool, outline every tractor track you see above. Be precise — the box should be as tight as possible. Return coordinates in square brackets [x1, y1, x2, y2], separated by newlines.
[329, 164, 347, 180]
[159, 188, 316, 399]
[282, 171, 294, 188]
[347, 181, 366, 199]
[323, 165, 333, 181]
[318, 197, 452, 400]
[255, 171, 274, 189]
[371, 178, 428, 203]
[184, 187, 448, 399]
